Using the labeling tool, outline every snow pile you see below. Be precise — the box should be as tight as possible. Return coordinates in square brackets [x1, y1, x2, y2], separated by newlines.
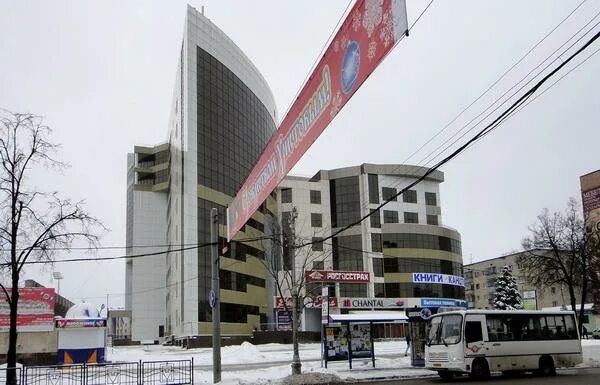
[64, 302, 101, 318]
[279, 372, 342, 385]
[221, 342, 268, 363]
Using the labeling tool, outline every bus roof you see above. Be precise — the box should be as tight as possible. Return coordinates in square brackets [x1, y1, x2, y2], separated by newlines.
[431, 309, 576, 317]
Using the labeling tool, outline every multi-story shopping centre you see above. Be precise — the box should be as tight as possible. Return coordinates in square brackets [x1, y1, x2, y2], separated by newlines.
[125, 6, 465, 342]
[275, 164, 465, 332]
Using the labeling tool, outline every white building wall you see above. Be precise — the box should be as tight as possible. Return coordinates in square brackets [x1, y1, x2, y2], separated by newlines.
[377, 175, 442, 225]
[130, 190, 167, 341]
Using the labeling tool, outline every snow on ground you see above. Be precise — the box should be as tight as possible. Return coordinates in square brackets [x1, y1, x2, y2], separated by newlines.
[107, 339, 600, 385]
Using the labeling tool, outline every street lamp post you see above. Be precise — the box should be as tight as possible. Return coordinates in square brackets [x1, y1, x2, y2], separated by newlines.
[52, 271, 63, 296]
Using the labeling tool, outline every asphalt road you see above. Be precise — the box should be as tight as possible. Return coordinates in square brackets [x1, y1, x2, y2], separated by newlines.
[356, 367, 600, 385]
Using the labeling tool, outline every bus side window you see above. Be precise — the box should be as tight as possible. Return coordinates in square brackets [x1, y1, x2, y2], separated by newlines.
[465, 321, 483, 343]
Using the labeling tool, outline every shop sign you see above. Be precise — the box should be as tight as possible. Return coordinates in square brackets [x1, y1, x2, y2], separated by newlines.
[306, 270, 370, 283]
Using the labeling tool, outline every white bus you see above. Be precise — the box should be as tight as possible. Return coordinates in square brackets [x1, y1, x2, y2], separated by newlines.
[424, 309, 582, 379]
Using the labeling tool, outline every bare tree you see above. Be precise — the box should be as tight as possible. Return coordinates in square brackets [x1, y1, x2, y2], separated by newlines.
[0, 110, 104, 385]
[520, 198, 594, 333]
[261, 208, 331, 375]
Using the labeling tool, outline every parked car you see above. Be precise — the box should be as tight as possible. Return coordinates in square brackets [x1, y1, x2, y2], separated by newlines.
[592, 328, 600, 339]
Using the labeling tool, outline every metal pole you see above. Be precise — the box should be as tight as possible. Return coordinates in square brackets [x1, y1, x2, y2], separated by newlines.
[290, 207, 301, 375]
[320, 283, 324, 368]
[211, 208, 221, 383]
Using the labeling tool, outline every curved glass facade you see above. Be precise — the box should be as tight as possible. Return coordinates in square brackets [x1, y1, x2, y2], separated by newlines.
[196, 46, 277, 325]
[382, 230, 464, 301]
[382, 233, 461, 254]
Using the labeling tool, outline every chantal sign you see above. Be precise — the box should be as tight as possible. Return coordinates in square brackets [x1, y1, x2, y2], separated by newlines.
[340, 297, 406, 309]
[305, 270, 370, 283]
[227, 0, 408, 240]
[412, 273, 465, 287]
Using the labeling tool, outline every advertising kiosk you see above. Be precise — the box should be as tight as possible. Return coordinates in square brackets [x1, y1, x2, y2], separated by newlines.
[56, 303, 106, 364]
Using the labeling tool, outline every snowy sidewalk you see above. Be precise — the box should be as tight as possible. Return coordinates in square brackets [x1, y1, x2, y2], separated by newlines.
[107, 339, 600, 384]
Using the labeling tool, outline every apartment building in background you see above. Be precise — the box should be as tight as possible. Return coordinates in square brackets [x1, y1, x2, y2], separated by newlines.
[464, 251, 576, 310]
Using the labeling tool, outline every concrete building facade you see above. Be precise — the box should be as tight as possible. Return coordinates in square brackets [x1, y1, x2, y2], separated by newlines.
[275, 164, 465, 331]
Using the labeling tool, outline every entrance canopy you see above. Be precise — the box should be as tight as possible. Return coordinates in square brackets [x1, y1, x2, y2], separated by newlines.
[329, 311, 408, 324]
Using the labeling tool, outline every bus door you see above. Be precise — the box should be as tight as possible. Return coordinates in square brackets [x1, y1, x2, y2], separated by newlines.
[464, 314, 486, 359]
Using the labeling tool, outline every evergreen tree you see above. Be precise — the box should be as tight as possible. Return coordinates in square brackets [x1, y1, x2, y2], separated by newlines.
[493, 265, 523, 310]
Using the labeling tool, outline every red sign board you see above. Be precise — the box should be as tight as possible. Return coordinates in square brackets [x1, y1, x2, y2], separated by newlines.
[306, 270, 371, 283]
[227, 0, 408, 240]
[0, 288, 55, 332]
[274, 296, 338, 309]
[55, 318, 106, 328]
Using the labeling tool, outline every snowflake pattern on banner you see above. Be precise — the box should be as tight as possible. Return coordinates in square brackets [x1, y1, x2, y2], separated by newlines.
[380, 9, 394, 47]
[352, 9, 362, 32]
[362, 0, 384, 38]
[368, 41, 377, 61]
[333, 40, 340, 53]
[341, 36, 349, 50]
[330, 91, 343, 118]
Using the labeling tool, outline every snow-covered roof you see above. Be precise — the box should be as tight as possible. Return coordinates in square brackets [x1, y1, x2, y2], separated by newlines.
[329, 312, 408, 324]
[542, 304, 594, 312]
[65, 302, 102, 319]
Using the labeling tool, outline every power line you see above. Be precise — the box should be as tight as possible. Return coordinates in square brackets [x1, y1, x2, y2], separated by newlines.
[340, 11, 600, 235]
[402, 0, 590, 167]
[0, 242, 209, 252]
[295, 29, 600, 250]
[331, 0, 594, 228]
[408, 0, 434, 33]
[3, 235, 273, 266]
[418, 15, 600, 168]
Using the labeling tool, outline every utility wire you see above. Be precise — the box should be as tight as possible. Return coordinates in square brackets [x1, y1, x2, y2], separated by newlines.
[294, 29, 600, 249]
[350, 2, 596, 213]
[4, 235, 273, 266]
[334, 11, 600, 237]
[408, 0, 434, 33]
[419, 16, 600, 168]
[402, 0, 588, 167]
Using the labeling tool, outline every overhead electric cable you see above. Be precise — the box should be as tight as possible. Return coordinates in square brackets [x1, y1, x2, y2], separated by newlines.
[294, 29, 600, 249]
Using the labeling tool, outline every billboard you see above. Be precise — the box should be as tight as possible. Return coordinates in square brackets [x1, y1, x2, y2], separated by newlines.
[581, 170, 600, 232]
[227, 0, 408, 240]
[522, 290, 537, 310]
[0, 288, 55, 332]
[306, 270, 370, 283]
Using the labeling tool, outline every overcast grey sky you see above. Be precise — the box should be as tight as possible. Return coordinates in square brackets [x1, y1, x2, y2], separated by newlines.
[1, 1, 598, 308]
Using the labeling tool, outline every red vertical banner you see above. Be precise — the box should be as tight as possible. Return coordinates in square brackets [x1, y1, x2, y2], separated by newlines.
[228, 0, 408, 239]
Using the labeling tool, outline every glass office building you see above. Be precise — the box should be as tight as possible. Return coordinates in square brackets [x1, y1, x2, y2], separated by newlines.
[126, 5, 278, 341]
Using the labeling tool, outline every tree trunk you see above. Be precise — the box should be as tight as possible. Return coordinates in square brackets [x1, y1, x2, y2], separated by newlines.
[291, 292, 302, 375]
[6, 273, 20, 385]
[579, 278, 588, 336]
[568, 283, 577, 313]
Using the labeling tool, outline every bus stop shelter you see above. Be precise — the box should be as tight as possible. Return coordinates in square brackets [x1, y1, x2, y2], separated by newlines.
[324, 312, 408, 369]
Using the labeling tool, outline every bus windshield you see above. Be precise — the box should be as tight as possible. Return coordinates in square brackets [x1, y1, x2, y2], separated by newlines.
[428, 314, 462, 345]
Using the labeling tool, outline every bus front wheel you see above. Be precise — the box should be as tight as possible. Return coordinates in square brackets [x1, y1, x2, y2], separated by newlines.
[437, 370, 454, 380]
[471, 358, 490, 379]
